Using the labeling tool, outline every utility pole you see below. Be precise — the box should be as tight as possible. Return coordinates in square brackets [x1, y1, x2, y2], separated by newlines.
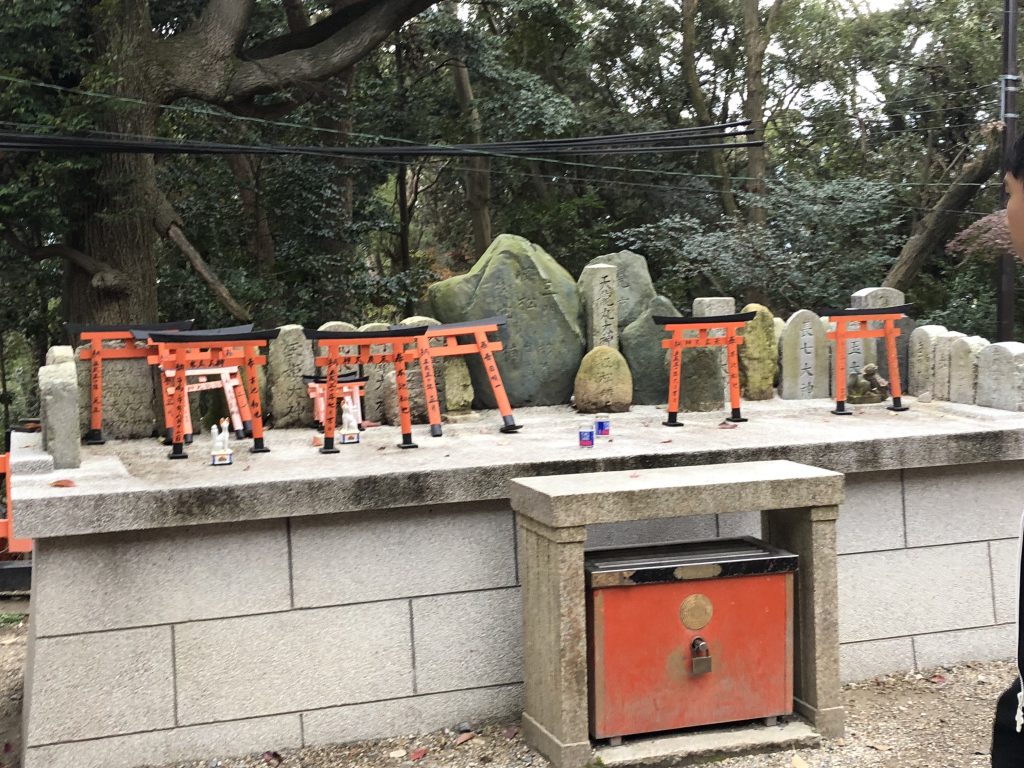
[999, 0, 1019, 341]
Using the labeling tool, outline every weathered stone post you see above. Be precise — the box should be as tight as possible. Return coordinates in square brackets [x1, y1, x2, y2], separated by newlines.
[949, 336, 990, 404]
[39, 361, 81, 470]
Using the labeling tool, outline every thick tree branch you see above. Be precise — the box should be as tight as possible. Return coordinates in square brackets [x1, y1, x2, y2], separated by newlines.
[244, 0, 373, 59]
[192, 0, 255, 57]
[32, 244, 130, 294]
[883, 126, 1003, 292]
[225, 0, 438, 99]
[153, 194, 253, 322]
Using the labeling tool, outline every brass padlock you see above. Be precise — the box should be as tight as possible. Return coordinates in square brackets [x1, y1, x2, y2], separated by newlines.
[691, 636, 712, 674]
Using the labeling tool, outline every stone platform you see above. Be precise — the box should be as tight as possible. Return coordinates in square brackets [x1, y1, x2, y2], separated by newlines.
[11, 398, 1024, 768]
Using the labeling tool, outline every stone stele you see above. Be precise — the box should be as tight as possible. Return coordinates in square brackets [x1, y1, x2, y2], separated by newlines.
[266, 324, 315, 428]
[738, 303, 777, 401]
[75, 343, 160, 440]
[573, 346, 633, 413]
[693, 297, 734, 404]
[850, 286, 910, 385]
[383, 316, 447, 426]
[621, 295, 680, 405]
[932, 331, 966, 401]
[427, 234, 584, 407]
[778, 309, 829, 400]
[908, 325, 948, 397]
[358, 322, 391, 423]
[577, 263, 618, 350]
[948, 336, 990, 405]
[975, 342, 1024, 411]
[583, 250, 658, 329]
[444, 357, 474, 412]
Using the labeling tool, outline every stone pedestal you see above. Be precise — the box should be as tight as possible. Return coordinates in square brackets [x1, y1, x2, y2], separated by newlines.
[510, 460, 845, 768]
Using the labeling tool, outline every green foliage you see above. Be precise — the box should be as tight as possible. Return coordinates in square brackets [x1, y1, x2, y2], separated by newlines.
[618, 179, 902, 314]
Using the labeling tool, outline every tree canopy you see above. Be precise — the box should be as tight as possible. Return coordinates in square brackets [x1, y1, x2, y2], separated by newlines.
[0, 0, 1014, 422]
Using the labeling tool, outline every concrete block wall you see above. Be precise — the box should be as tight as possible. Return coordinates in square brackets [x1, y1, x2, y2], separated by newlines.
[23, 462, 1024, 766]
[24, 503, 523, 768]
[836, 464, 1022, 681]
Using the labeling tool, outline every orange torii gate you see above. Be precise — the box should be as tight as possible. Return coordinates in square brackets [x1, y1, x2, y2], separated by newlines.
[146, 329, 279, 459]
[304, 373, 368, 433]
[392, 316, 522, 437]
[306, 327, 428, 452]
[821, 305, 911, 415]
[654, 311, 756, 427]
[0, 449, 31, 554]
[70, 320, 194, 444]
[135, 324, 255, 444]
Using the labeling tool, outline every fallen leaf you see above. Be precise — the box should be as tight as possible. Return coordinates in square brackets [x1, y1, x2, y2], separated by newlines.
[377, 446, 386, 451]
[717, 421, 738, 429]
[628, 472, 640, 478]
[410, 747, 428, 761]
[262, 751, 282, 766]
[929, 674, 947, 684]
[455, 731, 476, 746]
[311, 436, 322, 447]
[867, 743, 891, 752]
[388, 749, 406, 758]
[49, 479, 75, 487]
[504, 725, 520, 739]
[660, 439, 672, 444]
[792, 756, 810, 768]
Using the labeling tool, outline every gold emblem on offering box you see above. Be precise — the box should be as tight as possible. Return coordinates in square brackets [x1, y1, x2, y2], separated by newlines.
[679, 594, 713, 630]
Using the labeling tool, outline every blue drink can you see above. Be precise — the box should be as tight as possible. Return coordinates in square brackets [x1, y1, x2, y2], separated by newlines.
[579, 422, 595, 448]
[595, 414, 611, 437]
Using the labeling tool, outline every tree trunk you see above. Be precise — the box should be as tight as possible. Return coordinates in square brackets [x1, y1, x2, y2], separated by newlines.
[742, 0, 782, 226]
[447, 3, 492, 257]
[65, 1, 161, 325]
[226, 154, 277, 275]
[883, 131, 1002, 291]
[681, 0, 738, 218]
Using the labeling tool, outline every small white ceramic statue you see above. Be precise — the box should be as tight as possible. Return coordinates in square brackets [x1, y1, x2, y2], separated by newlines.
[210, 418, 233, 464]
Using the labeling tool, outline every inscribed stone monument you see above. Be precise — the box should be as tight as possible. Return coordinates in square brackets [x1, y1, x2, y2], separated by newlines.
[949, 336, 990, 405]
[738, 303, 777, 400]
[693, 297, 734, 403]
[75, 344, 160, 440]
[621, 295, 680, 405]
[584, 250, 658, 329]
[976, 342, 1024, 411]
[908, 325, 948, 397]
[359, 322, 391, 423]
[577, 264, 618, 350]
[266, 324, 315, 428]
[778, 309, 829, 399]
[427, 234, 584, 407]
[383, 316, 446, 425]
[851, 286, 911, 384]
[573, 346, 632, 413]
[932, 331, 966, 401]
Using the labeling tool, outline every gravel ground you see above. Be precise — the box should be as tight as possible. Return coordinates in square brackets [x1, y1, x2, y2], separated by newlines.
[0, 620, 1013, 768]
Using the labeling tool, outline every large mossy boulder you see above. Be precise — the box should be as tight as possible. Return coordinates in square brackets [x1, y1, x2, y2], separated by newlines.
[427, 234, 584, 407]
[574, 347, 633, 413]
[738, 303, 777, 400]
[584, 250, 657, 329]
[621, 295, 680, 405]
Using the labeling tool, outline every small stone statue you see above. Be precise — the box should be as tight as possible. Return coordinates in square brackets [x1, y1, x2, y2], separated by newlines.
[846, 363, 889, 405]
